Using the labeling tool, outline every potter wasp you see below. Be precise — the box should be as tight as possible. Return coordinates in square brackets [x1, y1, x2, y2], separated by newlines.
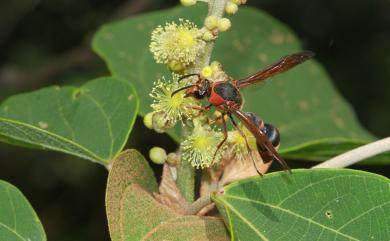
[172, 51, 315, 174]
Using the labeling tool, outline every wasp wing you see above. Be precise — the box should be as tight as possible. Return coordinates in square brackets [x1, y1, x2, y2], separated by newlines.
[236, 51, 315, 88]
[231, 108, 291, 173]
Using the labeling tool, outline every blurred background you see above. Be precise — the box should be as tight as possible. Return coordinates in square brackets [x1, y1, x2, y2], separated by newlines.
[0, 0, 389, 240]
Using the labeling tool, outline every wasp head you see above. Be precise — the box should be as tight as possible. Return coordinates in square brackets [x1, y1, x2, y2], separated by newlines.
[171, 74, 210, 99]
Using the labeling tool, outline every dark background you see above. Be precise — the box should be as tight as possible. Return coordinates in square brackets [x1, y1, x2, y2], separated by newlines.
[0, 0, 389, 240]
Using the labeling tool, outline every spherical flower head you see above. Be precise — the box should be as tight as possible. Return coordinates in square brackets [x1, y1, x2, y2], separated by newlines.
[227, 126, 257, 162]
[150, 74, 199, 127]
[150, 19, 206, 66]
[181, 121, 224, 168]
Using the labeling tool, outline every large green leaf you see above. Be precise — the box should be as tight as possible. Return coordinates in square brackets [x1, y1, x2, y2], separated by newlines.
[0, 77, 139, 165]
[0, 180, 46, 241]
[212, 169, 390, 241]
[92, 5, 389, 163]
[107, 149, 229, 241]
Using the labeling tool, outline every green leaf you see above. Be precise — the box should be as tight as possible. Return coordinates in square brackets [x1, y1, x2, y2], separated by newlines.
[0, 180, 46, 241]
[107, 150, 229, 241]
[0, 77, 139, 165]
[212, 169, 390, 241]
[92, 5, 389, 163]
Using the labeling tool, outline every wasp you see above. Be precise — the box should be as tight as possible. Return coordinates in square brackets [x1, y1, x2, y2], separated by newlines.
[172, 51, 315, 174]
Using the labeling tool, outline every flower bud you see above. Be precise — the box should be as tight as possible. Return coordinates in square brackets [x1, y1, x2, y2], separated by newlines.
[204, 15, 219, 30]
[180, 0, 197, 6]
[218, 18, 231, 32]
[225, 2, 238, 15]
[166, 152, 179, 165]
[143, 112, 154, 129]
[210, 61, 222, 72]
[149, 147, 167, 164]
[168, 60, 185, 73]
[202, 30, 215, 41]
[230, 0, 241, 5]
[201, 66, 213, 78]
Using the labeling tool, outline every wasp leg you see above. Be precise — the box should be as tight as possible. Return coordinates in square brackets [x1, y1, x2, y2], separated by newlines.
[212, 113, 228, 163]
[188, 103, 212, 112]
[186, 104, 213, 117]
[228, 114, 262, 176]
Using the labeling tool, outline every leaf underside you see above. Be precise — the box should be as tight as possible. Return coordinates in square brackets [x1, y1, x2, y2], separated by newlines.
[106, 149, 229, 241]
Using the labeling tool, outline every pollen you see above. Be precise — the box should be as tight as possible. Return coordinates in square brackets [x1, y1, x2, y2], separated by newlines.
[201, 66, 213, 78]
[150, 75, 199, 126]
[150, 19, 206, 66]
[182, 121, 224, 168]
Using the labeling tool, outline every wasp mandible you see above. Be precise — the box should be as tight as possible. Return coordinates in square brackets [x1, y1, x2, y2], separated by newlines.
[172, 51, 315, 174]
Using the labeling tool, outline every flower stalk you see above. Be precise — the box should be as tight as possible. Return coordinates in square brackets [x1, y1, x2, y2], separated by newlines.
[175, 0, 230, 202]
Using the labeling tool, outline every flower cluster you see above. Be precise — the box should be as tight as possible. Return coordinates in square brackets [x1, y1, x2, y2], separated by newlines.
[181, 120, 224, 168]
[227, 125, 257, 162]
[147, 0, 251, 170]
[150, 19, 206, 72]
[149, 74, 199, 132]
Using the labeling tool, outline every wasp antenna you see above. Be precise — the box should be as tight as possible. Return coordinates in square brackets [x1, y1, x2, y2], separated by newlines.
[171, 84, 195, 97]
[178, 73, 200, 82]
[296, 50, 315, 60]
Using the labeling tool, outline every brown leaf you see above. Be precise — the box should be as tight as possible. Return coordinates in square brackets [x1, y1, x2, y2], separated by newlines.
[106, 149, 159, 241]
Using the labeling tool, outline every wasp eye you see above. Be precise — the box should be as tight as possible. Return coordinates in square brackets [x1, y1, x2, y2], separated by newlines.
[194, 91, 205, 99]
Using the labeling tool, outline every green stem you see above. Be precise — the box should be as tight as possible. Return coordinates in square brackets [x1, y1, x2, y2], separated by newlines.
[193, 0, 229, 72]
[185, 194, 213, 215]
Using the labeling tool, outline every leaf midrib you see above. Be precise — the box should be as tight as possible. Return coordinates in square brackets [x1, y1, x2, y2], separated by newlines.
[0, 117, 105, 163]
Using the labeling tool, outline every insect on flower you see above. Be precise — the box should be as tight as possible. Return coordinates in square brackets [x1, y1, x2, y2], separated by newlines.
[171, 51, 315, 174]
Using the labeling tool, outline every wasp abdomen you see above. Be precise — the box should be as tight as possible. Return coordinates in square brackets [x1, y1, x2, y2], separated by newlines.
[261, 123, 280, 147]
[243, 112, 264, 129]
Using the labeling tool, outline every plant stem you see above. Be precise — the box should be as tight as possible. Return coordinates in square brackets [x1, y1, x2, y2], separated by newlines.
[176, 0, 228, 203]
[193, 0, 229, 72]
[312, 137, 390, 168]
[185, 194, 213, 215]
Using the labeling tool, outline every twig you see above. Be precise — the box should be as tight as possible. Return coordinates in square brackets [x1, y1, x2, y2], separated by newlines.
[185, 194, 213, 215]
[312, 137, 390, 168]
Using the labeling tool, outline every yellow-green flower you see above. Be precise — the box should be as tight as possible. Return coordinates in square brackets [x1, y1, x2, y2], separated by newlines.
[150, 75, 198, 127]
[150, 19, 206, 66]
[227, 125, 257, 162]
[181, 121, 224, 168]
